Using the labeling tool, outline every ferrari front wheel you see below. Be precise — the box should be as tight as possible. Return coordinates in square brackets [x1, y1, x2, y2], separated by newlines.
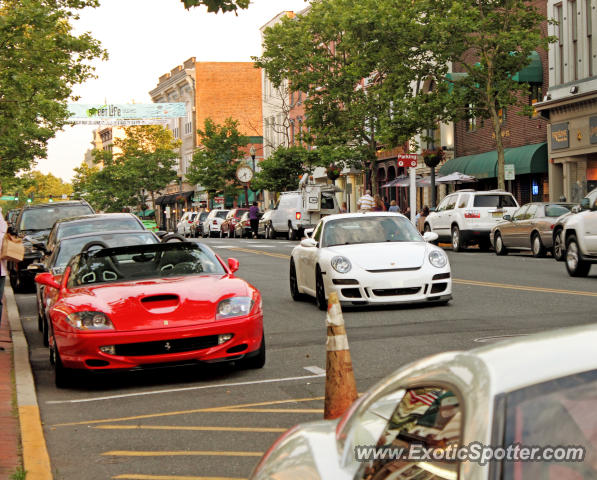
[240, 334, 266, 369]
[51, 336, 74, 389]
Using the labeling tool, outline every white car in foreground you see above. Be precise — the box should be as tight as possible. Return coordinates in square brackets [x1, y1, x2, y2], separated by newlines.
[289, 213, 451, 310]
[250, 324, 597, 480]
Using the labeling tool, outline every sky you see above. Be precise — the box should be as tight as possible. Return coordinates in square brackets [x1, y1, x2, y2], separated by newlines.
[41, 0, 309, 182]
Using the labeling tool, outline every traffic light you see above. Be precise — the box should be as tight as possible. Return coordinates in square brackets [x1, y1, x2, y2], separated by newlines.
[49, 195, 53, 203]
[14, 193, 19, 202]
[27, 193, 34, 203]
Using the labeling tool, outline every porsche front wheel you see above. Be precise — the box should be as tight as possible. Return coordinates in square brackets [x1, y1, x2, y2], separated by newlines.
[289, 259, 304, 301]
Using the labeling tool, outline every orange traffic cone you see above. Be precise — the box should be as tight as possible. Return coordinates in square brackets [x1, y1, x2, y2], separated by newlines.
[324, 291, 358, 420]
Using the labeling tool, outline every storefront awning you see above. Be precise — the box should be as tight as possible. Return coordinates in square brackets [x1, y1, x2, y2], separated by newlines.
[135, 209, 155, 217]
[154, 191, 194, 206]
[439, 143, 547, 179]
[512, 51, 542, 83]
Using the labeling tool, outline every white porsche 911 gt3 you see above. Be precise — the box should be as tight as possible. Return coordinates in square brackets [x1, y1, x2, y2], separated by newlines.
[289, 212, 452, 309]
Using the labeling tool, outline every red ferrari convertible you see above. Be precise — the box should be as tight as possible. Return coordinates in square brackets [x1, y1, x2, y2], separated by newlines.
[35, 241, 264, 387]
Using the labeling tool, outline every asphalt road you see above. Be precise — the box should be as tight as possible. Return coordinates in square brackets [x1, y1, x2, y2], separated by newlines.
[15, 237, 597, 480]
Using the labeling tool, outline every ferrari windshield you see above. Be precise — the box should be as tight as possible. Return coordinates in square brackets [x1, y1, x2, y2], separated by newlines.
[67, 242, 226, 287]
[322, 216, 422, 247]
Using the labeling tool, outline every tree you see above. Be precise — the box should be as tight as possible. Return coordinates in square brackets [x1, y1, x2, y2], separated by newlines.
[0, 0, 106, 178]
[252, 146, 322, 193]
[427, 0, 553, 190]
[180, 0, 249, 13]
[73, 126, 180, 212]
[186, 118, 249, 201]
[254, 0, 457, 196]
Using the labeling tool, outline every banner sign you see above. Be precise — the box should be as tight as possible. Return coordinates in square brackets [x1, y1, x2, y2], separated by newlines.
[551, 122, 569, 150]
[68, 103, 186, 125]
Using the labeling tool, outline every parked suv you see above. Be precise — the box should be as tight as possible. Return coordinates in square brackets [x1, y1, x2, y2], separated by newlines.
[269, 184, 340, 240]
[176, 211, 197, 237]
[552, 188, 597, 261]
[202, 209, 229, 237]
[424, 190, 518, 251]
[190, 211, 209, 238]
[9, 200, 95, 291]
[562, 195, 597, 276]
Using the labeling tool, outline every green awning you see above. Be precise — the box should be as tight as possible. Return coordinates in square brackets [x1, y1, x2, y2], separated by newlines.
[512, 51, 542, 83]
[135, 209, 155, 217]
[439, 143, 547, 179]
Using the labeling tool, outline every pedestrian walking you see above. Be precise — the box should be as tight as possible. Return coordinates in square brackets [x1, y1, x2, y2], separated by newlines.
[0, 203, 7, 352]
[388, 200, 399, 212]
[372, 194, 386, 212]
[357, 190, 375, 212]
[249, 201, 260, 238]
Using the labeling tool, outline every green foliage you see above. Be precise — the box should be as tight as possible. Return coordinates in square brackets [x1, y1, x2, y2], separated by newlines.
[0, 0, 107, 177]
[73, 126, 180, 211]
[425, 0, 554, 189]
[10, 467, 26, 480]
[252, 146, 323, 193]
[254, 0, 457, 195]
[180, 0, 250, 13]
[0, 171, 71, 209]
[186, 118, 249, 196]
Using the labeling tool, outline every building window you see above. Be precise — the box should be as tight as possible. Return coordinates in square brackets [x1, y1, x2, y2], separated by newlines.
[498, 108, 507, 124]
[556, 3, 564, 84]
[184, 111, 193, 136]
[298, 117, 303, 146]
[425, 127, 438, 150]
[588, 0, 593, 77]
[297, 91, 302, 105]
[290, 90, 295, 107]
[529, 84, 542, 117]
[571, 0, 578, 80]
[290, 120, 295, 145]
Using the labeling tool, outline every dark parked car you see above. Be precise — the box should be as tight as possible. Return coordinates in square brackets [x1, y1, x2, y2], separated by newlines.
[220, 208, 248, 238]
[30, 229, 160, 347]
[5, 208, 21, 230]
[9, 201, 95, 292]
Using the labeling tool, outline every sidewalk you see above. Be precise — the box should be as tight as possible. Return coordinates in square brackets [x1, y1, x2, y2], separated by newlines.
[0, 295, 20, 478]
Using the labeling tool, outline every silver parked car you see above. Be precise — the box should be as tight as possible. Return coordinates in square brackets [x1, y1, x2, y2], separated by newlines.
[250, 324, 597, 480]
[491, 202, 576, 257]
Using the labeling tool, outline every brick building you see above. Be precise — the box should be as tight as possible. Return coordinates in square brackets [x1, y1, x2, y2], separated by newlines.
[150, 60, 262, 229]
[439, 0, 550, 205]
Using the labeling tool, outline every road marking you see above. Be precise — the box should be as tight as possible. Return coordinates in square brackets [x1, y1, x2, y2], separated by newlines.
[474, 334, 530, 343]
[304, 365, 326, 375]
[52, 396, 325, 427]
[453, 279, 597, 297]
[114, 475, 245, 480]
[210, 247, 597, 297]
[46, 373, 324, 405]
[209, 408, 323, 413]
[104, 450, 263, 457]
[95, 425, 287, 433]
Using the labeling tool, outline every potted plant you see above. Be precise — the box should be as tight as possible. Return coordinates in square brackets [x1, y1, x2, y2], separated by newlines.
[422, 148, 444, 168]
[326, 163, 342, 181]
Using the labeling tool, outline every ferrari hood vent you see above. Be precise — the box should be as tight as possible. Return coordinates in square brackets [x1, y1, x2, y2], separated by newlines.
[141, 294, 179, 304]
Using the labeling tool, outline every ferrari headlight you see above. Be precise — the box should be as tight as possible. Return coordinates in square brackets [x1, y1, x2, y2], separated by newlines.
[66, 311, 115, 331]
[428, 250, 448, 268]
[216, 297, 253, 320]
[331, 256, 352, 274]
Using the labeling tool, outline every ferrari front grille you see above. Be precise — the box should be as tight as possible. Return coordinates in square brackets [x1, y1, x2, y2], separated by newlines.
[114, 335, 219, 356]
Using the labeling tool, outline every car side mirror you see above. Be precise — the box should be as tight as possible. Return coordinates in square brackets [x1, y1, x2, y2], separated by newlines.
[303, 228, 314, 238]
[227, 257, 239, 273]
[300, 238, 317, 248]
[503, 214, 512, 221]
[422, 232, 438, 243]
[34, 272, 60, 290]
[27, 263, 47, 273]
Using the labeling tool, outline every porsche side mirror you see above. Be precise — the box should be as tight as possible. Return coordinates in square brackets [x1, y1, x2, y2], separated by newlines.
[227, 257, 239, 273]
[35, 272, 60, 290]
[303, 228, 314, 238]
[27, 263, 47, 272]
[422, 232, 438, 243]
[503, 214, 512, 221]
[300, 238, 317, 248]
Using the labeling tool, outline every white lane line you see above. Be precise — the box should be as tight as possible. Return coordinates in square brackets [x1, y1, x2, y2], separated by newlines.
[242, 245, 276, 248]
[304, 366, 325, 375]
[45, 373, 325, 405]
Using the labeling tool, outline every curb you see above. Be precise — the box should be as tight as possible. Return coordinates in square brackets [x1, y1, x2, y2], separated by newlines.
[6, 285, 53, 479]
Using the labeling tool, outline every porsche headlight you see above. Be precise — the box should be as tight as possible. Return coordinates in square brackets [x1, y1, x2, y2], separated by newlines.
[428, 250, 448, 268]
[66, 311, 114, 331]
[331, 256, 352, 274]
[216, 297, 254, 320]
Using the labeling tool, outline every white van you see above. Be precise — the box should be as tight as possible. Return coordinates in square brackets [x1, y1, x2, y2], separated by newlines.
[268, 184, 340, 240]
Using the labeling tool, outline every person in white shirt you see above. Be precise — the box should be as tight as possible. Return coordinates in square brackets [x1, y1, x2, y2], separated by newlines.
[357, 189, 375, 212]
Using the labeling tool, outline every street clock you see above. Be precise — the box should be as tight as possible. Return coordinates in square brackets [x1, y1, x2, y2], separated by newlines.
[236, 165, 254, 183]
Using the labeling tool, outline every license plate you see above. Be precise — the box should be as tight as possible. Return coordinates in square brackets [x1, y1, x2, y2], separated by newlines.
[492, 211, 504, 218]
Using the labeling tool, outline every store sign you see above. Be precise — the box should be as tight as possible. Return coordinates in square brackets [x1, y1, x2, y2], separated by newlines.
[213, 196, 225, 208]
[551, 122, 569, 150]
[590, 116, 597, 144]
[397, 154, 418, 168]
[68, 103, 186, 125]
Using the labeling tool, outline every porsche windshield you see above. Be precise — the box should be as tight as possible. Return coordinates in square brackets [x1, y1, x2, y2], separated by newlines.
[67, 243, 226, 287]
[322, 216, 422, 247]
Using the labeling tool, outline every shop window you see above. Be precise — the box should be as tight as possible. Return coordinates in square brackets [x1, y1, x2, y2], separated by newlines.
[467, 104, 477, 132]
[529, 85, 542, 118]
